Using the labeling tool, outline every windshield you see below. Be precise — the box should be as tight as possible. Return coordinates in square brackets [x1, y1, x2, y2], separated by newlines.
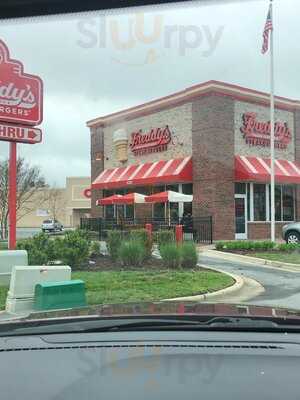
[0, 0, 300, 324]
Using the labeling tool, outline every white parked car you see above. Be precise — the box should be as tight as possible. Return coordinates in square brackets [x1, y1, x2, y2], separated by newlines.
[282, 222, 300, 244]
[42, 219, 64, 233]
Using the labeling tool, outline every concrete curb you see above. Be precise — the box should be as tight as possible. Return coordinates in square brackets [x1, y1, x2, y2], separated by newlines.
[163, 265, 244, 302]
[206, 249, 300, 272]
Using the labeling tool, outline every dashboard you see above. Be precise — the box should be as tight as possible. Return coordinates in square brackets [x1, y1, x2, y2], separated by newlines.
[0, 330, 299, 399]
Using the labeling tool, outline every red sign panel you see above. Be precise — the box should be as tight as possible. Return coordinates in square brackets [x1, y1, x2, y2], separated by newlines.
[129, 125, 172, 156]
[0, 123, 42, 144]
[0, 40, 43, 126]
[240, 112, 292, 149]
[83, 188, 92, 198]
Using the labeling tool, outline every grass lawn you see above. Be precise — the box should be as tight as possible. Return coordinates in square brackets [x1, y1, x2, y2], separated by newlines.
[0, 269, 234, 311]
[0, 287, 8, 310]
[251, 252, 300, 265]
[0, 242, 8, 250]
[72, 270, 234, 306]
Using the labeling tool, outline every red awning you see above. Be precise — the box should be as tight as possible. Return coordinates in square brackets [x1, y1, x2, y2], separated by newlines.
[92, 157, 192, 190]
[235, 156, 300, 184]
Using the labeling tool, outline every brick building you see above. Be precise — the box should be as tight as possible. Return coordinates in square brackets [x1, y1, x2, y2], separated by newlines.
[87, 81, 300, 240]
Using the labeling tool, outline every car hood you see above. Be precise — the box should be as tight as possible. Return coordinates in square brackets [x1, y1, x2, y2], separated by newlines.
[19, 301, 300, 323]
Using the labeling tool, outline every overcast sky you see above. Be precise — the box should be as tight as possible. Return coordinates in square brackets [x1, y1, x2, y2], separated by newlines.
[0, 0, 299, 187]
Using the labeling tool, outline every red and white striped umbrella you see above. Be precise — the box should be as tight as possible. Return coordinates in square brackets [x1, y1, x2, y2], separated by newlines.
[145, 191, 193, 203]
[96, 194, 123, 206]
[113, 192, 146, 204]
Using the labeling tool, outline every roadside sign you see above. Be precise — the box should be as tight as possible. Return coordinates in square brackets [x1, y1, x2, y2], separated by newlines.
[0, 39, 44, 250]
[0, 123, 42, 144]
[0, 40, 43, 126]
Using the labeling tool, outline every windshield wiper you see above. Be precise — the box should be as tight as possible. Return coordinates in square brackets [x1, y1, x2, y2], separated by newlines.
[0, 315, 298, 336]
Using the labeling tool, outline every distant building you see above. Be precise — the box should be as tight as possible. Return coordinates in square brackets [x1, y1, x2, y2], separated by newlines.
[17, 177, 91, 228]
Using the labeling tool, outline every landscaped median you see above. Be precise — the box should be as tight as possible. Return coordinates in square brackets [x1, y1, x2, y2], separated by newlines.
[0, 270, 234, 311]
[215, 241, 300, 266]
[0, 229, 234, 311]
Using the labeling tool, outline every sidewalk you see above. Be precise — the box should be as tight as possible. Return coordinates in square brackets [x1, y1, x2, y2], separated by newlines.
[204, 249, 300, 272]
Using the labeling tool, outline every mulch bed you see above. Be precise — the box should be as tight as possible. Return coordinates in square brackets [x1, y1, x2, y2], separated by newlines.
[78, 254, 214, 272]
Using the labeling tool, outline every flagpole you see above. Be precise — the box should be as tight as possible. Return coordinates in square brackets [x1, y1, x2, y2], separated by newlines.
[270, 0, 275, 242]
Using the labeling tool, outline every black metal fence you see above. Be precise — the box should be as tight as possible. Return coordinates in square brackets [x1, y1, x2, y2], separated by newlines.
[80, 216, 213, 244]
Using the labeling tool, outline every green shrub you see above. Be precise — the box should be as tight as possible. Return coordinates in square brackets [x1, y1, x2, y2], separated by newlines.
[181, 242, 198, 268]
[55, 230, 90, 268]
[215, 240, 275, 251]
[277, 243, 300, 252]
[17, 233, 54, 265]
[160, 243, 181, 268]
[90, 241, 101, 256]
[129, 229, 152, 257]
[16, 230, 91, 267]
[155, 230, 174, 249]
[215, 241, 225, 250]
[107, 230, 123, 261]
[119, 241, 146, 267]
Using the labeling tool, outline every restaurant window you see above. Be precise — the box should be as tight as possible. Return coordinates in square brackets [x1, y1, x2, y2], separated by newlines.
[247, 183, 251, 221]
[153, 186, 166, 221]
[235, 183, 246, 194]
[103, 190, 115, 219]
[125, 204, 134, 220]
[166, 184, 178, 192]
[169, 203, 179, 223]
[182, 183, 193, 194]
[275, 186, 282, 221]
[283, 186, 294, 221]
[248, 183, 295, 222]
[105, 205, 114, 219]
[153, 203, 165, 221]
[253, 184, 266, 221]
[182, 183, 193, 215]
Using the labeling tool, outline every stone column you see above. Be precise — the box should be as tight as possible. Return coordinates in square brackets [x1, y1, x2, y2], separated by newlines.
[90, 126, 104, 218]
[192, 95, 235, 240]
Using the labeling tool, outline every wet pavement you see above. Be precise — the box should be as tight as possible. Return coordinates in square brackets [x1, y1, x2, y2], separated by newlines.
[200, 253, 300, 309]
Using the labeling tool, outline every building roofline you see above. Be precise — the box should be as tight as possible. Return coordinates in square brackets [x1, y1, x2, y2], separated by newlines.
[86, 80, 300, 128]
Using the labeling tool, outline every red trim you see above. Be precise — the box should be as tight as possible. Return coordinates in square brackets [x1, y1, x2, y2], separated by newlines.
[87, 80, 300, 127]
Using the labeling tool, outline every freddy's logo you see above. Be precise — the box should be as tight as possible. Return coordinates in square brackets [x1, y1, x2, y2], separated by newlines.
[130, 125, 172, 155]
[240, 112, 292, 149]
[0, 40, 43, 125]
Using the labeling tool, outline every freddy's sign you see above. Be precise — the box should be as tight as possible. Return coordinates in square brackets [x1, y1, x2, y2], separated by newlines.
[129, 125, 172, 156]
[240, 112, 292, 149]
[0, 40, 43, 126]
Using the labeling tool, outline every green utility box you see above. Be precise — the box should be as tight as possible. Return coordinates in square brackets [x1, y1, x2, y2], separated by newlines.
[34, 280, 87, 311]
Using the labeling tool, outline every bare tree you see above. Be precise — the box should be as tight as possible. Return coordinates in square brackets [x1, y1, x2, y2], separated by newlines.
[46, 186, 66, 221]
[0, 158, 46, 239]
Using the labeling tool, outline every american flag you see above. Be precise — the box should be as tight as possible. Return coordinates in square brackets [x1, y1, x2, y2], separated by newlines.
[261, 5, 273, 54]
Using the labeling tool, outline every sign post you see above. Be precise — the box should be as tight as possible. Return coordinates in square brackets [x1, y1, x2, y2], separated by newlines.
[0, 39, 43, 249]
[8, 143, 17, 249]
